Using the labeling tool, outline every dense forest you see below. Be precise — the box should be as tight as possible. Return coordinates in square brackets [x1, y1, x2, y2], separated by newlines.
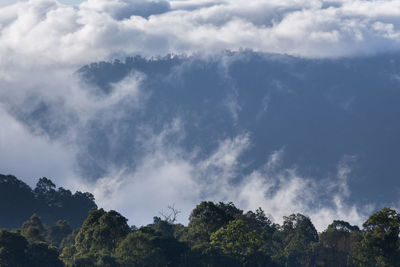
[0, 174, 97, 228]
[1, 175, 400, 266]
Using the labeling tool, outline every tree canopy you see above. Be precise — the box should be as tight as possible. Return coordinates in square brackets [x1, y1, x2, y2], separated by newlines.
[1, 174, 400, 266]
[0, 174, 97, 229]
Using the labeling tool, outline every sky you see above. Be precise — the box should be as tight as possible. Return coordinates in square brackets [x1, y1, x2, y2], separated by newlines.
[1, 0, 400, 230]
[0, 0, 83, 6]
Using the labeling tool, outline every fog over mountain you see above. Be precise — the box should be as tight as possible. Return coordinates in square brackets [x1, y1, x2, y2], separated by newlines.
[2, 0, 400, 230]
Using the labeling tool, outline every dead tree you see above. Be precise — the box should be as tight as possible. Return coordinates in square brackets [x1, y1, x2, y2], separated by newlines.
[159, 204, 181, 223]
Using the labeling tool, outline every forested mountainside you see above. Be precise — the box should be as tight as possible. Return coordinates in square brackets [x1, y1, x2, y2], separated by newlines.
[74, 52, 400, 205]
[1, 175, 399, 266]
[0, 174, 97, 229]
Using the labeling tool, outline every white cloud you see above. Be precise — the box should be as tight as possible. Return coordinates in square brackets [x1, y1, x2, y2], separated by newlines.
[2, 0, 400, 78]
[230, 150, 370, 231]
[81, 0, 171, 20]
[0, 104, 75, 187]
[0, 0, 389, 229]
[68, 119, 201, 226]
[70, 125, 367, 230]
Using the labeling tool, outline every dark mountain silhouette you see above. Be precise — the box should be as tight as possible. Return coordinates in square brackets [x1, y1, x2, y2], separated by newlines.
[0, 174, 97, 229]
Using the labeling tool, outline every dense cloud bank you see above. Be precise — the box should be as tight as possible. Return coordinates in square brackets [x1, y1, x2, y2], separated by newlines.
[1, 0, 400, 230]
[2, 0, 400, 69]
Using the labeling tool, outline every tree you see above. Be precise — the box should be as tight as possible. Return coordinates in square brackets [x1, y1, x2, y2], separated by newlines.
[63, 209, 129, 265]
[69, 191, 98, 226]
[239, 208, 277, 254]
[21, 214, 47, 244]
[188, 243, 240, 267]
[159, 204, 181, 224]
[315, 220, 361, 267]
[74, 209, 130, 255]
[210, 219, 272, 266]
[152, 217, 174, 238]
[0, 230, 28, 267]
[115, 226, 187, 267]
[351, 207, 400, 267]
[115, 229, 166, 267]
[70, 255, 96, 267]
[34, 177, 56, 197]
[0, 174, 97, 229]
[48, 219, 72, 247]
[328, 220, 360, 232]
[0, 174, 37, 229]
[273, 213, 318, 267]
[26, 242, 63, 267]
[186, 201, 242, 245]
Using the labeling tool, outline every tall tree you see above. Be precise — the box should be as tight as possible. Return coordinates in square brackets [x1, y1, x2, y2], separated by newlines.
[210, 219, 272, 266]
[315, 220, 361, 267]
[21, 214, 47, 244]
[351, 207, 400, 267]
[186, 201, 242, 246]
[273, 213, 318, 267]
[63, 209, 130, 265]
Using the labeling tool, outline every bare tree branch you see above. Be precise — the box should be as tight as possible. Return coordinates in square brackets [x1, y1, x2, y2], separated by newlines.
[159, 204, 181, 223]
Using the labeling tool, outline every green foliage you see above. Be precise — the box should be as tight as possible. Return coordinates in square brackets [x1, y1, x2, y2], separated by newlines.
[0, 229, 63, 267]
[152, 217, 175, 237]
[115, 226, 188, 266]
[171, 223, 188, 241]
[21, 214, 47, 244]
[350, 207, 400, 267]
[59, 228, 79, 251]
[35, 178, 98, 228]
[240, 208, 277, 255]
[74, 209, 130, 254]
[328, 220, 360, 232]
[0, 174, 97, 229]
[3, 178, 400, 267]
[115, 229, 166, 266]
[62, 209, 129, 265]
[210, 219, 272, 266]
[26, 242, 63, 267]
[48, 219, 73, 247]
[187, 201, 242, 245]
[273, 213, 318, 267]
[189, 243, 241, 267]
[70, 255, 96, 267]
[34, 177, 56, 198]
[59, 244, 77, 266]
[0, 229, 28, 267]
[315, 220, 361, 267]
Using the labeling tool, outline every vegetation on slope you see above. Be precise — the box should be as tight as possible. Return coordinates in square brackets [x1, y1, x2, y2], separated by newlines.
[1, 180, 400, 266]
[0, 174, 97, 228]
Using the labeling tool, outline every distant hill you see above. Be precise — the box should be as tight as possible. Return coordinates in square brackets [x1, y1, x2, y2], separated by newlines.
[76, 52, 400, 205]
[0, 174, 97, 229]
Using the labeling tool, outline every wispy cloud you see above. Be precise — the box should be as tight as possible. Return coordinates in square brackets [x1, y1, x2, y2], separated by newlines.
[0, 0, 395, 230]
[0, 104, 75, 187]
[72, 126, 368, 230]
